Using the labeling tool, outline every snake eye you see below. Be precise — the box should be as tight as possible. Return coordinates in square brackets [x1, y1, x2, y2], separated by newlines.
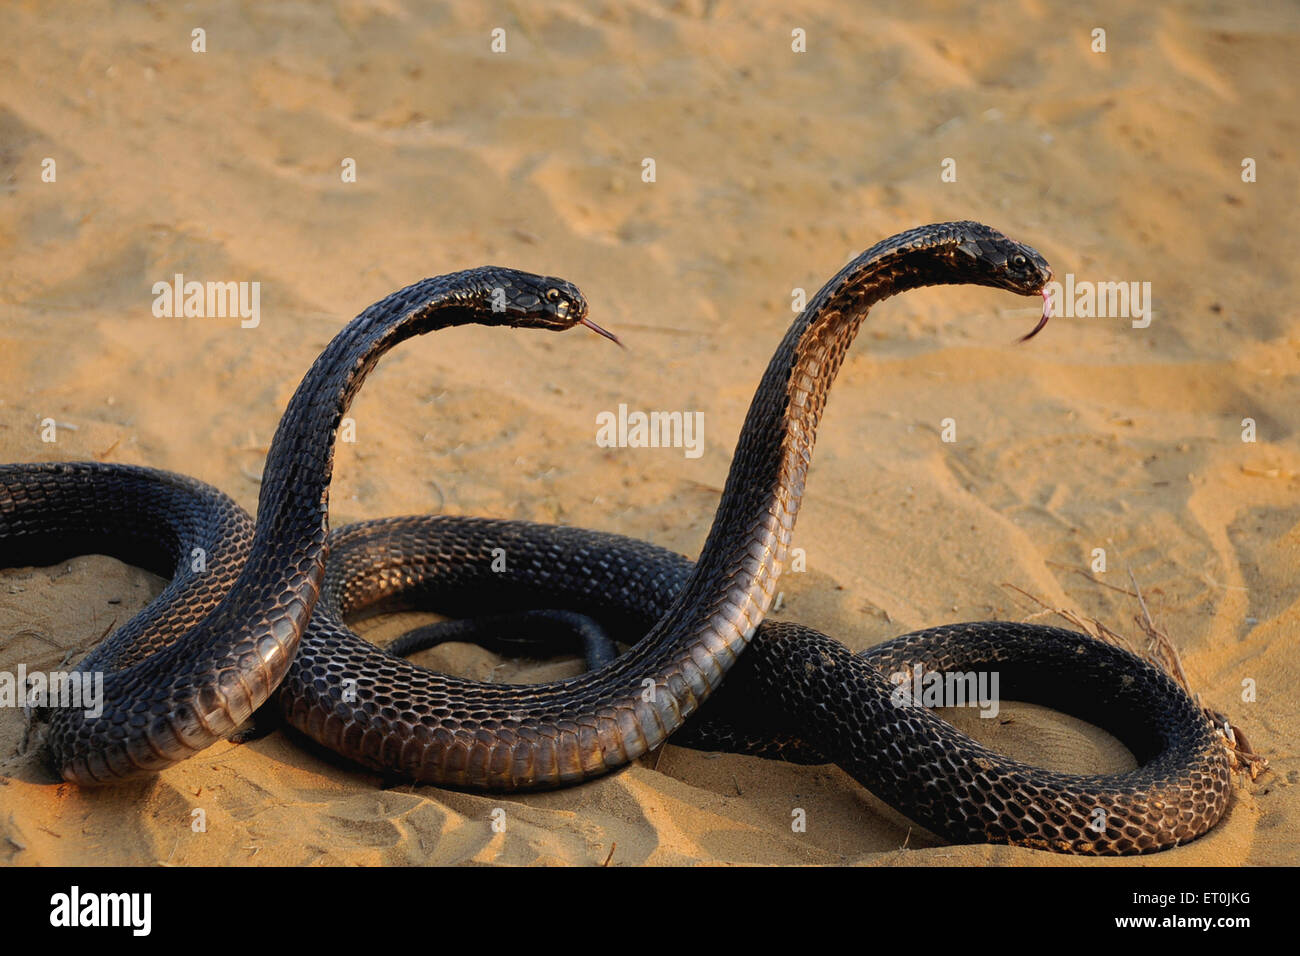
[545, 288, 561, 303]
[1011, 254, 1027, 268]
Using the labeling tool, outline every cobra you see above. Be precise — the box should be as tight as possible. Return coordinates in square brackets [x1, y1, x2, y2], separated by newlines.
[0, 223, 1232, 854]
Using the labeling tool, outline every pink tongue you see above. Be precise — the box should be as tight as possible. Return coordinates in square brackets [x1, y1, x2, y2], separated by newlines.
[1016, 288, 1053, 343]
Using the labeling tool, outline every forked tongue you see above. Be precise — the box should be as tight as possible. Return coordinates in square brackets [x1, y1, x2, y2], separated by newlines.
[581, 316, 624, 348]
[1017, 287, 1053, 343]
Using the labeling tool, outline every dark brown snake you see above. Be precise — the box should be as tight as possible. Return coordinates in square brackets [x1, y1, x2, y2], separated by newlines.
[0, 222, 1232, 855]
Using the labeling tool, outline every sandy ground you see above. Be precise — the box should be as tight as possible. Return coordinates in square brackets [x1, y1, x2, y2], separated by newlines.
[0, 1, 1296, 866]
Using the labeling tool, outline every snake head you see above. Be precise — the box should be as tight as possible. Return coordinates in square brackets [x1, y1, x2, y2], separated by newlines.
[478, 268, 621, 345]
[949, 223, 1053, 297]
[946, 222, 1053, 341]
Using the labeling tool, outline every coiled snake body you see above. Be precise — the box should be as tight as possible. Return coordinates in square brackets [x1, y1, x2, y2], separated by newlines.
[0, 222, 1232, 854]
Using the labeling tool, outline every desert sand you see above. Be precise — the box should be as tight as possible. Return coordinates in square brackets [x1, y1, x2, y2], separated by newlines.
[0, 1, 1295, 866]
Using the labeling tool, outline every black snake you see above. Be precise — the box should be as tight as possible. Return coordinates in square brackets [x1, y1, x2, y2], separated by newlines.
[0, 222, 1232, 854]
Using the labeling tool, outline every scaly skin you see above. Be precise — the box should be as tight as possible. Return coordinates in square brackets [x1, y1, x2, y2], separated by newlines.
[3, 224, 1230, 853]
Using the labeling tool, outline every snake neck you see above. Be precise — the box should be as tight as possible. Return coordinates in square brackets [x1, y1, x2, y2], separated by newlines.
[240, 277, 479, 587]
[677, 234, 973, 649]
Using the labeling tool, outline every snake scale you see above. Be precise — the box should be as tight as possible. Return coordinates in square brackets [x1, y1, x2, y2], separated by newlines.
[0, 222, 1232, 854]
